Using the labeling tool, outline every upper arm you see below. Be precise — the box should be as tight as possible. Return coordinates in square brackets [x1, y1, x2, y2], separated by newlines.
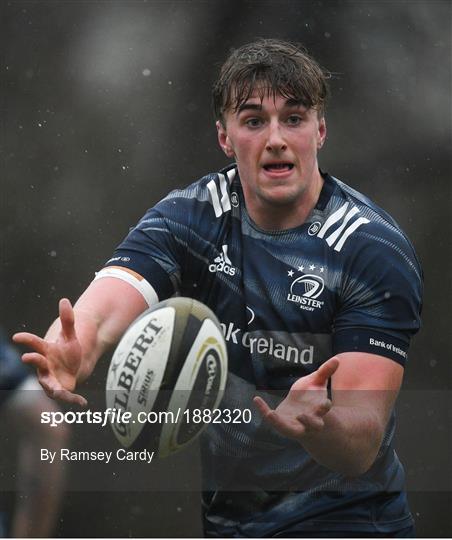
[333, 222, 423, 366]
[82, 198, 190, 352]
[329, 221, 422, 428]
[331, 351, 404, 429]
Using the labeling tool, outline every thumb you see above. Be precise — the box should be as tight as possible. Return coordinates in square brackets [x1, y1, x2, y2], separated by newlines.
[59, 298, 76, 340]
[312, 356, 340, 385]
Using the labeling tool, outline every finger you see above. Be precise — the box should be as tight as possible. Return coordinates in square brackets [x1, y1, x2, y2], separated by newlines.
[59, 298, 76, 340]
[296, 413, 324, 432]
[254, 398, 305, 438]
[253, 396, 282, 428]
[266, 411, 306, 438]
[12, 332, 47, 355]
[312, 357, 340, 385]
[315, 399, 333, 417]
[253, 396, 273, 417]
[38, 377, 59, 400]
[53, 388, 88, 408]
[22, 352, 49, 371]
[39, 376, 87, 408]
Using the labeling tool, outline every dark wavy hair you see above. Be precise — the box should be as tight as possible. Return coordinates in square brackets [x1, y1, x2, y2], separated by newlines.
[212, 39, 330, 123]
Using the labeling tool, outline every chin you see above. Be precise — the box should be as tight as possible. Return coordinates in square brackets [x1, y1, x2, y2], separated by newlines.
[259, 187, 305, 207]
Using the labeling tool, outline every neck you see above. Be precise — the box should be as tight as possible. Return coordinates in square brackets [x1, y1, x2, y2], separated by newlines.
[244, 171, 324, 232]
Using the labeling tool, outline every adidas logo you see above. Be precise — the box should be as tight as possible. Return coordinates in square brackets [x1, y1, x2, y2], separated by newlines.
[209, 245, 236, 276]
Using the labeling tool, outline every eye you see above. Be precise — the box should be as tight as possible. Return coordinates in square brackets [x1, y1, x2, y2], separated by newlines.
[286, 115, 303, 126]
[244, 117, 264, 128]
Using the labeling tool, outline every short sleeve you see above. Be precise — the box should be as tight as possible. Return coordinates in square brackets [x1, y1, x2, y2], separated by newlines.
[103, 195, 190, 300]
[332, 227, 423, 366]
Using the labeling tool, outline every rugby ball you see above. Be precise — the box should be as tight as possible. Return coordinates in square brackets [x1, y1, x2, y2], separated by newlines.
[105, 297, 228, 457]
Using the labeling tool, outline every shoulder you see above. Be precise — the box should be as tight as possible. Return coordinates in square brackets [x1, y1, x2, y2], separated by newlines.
[128, 165, 237, 248]
[324, 178, 423, 360]
[156, 164, 237, 218]
[317, 175, 422, 282]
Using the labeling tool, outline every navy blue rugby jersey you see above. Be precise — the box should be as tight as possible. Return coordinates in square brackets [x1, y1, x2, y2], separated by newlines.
[104, 165, 423, 536]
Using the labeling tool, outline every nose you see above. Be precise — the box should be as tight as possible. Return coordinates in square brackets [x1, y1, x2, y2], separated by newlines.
[266, 120, 287, 152]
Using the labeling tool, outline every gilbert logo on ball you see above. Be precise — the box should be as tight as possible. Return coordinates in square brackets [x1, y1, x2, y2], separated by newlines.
[105, 297, 228, 457]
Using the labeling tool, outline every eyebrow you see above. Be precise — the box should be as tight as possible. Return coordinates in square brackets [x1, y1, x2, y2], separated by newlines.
[237, 103, 262, 113]
[286, 98, 307, 108]
[237, 98, 307, 114]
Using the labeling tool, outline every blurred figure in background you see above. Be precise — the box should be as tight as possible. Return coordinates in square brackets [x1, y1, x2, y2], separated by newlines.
[0, 327, 69, 537]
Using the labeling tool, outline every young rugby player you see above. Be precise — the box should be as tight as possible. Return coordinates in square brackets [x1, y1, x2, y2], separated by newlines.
[14, 39, 422, 537]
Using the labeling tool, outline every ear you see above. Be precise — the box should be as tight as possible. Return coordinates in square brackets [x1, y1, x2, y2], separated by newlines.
[216, 120, 235, 158]
[317, 116, 327, 150]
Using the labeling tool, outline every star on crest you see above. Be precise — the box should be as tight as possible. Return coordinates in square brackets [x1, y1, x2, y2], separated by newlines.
[298, 265, 304, 272]
[288, 270, 294, 277]
[309, 264, 316, 270]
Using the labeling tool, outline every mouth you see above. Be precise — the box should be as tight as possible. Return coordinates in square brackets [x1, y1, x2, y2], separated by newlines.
[262, 163, 294, 173]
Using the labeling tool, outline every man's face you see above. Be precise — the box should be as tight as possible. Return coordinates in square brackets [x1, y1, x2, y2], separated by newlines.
[217, 90, 326, 213]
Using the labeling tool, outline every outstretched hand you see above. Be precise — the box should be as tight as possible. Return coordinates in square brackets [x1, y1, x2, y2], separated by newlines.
[13, 298, 87, 407]
[254, 357, 339, 441]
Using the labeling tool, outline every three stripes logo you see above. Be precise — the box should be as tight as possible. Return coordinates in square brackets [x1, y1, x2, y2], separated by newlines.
[315, 202, 370, 252]
[207, 168, 236, 218]
[209, 245, 237, 276]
